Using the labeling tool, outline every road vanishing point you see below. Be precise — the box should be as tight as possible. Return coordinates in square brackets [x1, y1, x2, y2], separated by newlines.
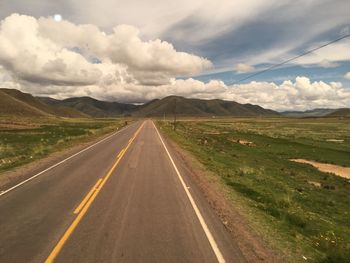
[0, 120, 245, 263]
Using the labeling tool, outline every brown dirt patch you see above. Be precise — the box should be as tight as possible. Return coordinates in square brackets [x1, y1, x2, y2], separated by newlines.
[0, 121, 39, 129]
[290, 159, 350, 180]
[230, 138, 256, 146]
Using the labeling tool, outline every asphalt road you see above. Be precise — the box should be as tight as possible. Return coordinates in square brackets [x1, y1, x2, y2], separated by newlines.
[0, 120, 245, 263]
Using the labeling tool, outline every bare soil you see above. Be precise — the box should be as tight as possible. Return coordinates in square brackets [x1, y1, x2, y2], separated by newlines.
[326, 139, 344, 143]
[229, 138, 256, 146]
[290, 159, 350, 180]
[0, 121, 40, 129]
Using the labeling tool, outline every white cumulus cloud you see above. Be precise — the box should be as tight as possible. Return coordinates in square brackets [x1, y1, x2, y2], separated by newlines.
[234, 63, 254, 73]
[0, 14, 211, 87]
[345, 72, 350, 80]
[226, 77, 350, 111]
[1, 14, 349, 111]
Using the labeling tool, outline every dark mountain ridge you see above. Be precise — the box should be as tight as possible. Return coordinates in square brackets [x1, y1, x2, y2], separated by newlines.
[132, 96, 279, 117]
[39, 96, 137, 117]
[0, 88, 87, 118]
[4, 88, 348, 118]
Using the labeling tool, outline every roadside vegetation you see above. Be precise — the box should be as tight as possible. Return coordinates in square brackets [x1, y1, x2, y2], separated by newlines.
[0, 117, 127, 174]
[158, 117, 350, 263]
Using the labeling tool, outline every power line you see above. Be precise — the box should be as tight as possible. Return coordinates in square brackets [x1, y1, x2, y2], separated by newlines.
[233, 33, 350, 84]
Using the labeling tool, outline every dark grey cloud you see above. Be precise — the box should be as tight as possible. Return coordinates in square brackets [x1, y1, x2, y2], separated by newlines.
[161, 0, 350, 68]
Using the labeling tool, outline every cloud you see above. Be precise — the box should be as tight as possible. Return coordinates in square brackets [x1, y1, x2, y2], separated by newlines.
[0, 14, 211, 88]
[226, 77, 350, 111]
[1, 1, 349, 72]
[317, 59, 340, 69]
[10, 72, 350, 111]
[162, 77, 350, 111]
[234, 63, 254, 73]
[345, 72, 350, 80]
[181, 1, 350, 70]
[0, 0, 276, 41]
[1, 14, 349, 111]
[340, 26, 350, 36]
[295, 38, 350, 67]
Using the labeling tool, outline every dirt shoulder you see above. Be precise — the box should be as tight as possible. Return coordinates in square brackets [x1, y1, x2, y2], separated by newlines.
[162, 133, 282, 262]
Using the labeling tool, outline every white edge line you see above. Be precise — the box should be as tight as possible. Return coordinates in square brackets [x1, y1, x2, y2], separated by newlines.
[152, 121, 226, 263]
[0, 122, 135, 197]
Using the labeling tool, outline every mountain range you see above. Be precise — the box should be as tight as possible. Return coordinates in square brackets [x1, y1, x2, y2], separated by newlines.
[0, 88, 349, 118]
[40, 95, 280, 117]
[39, 96, 138, 118]
[281, 108, 350, 117]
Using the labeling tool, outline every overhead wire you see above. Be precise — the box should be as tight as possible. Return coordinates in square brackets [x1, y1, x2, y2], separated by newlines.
[233, 33, 350, 84]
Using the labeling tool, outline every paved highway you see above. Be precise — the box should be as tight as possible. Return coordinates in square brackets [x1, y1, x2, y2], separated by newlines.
[0, 120, 245, 262]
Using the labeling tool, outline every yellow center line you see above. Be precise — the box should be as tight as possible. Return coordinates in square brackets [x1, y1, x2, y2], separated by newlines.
[117, 148, 126, 158]
[73, 178, 103, 214]
[45, 122, 145, 263]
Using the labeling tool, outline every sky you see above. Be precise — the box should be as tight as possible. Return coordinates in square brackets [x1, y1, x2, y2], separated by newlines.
[0, 0, 350, 111]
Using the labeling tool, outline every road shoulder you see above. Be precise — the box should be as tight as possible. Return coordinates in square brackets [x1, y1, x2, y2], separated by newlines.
[160, 130, 282, 262]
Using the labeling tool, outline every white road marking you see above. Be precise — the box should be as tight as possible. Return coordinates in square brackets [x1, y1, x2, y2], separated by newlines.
[0, 123, 135, 198]
[152, 121, 226, 263]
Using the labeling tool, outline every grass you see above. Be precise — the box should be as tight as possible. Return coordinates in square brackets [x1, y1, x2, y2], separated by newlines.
[0, 117, 128, 174]
[157, 117, 350, 263]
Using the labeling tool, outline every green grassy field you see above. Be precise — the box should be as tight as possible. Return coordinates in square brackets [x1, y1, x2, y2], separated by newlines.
[158, 117, 350, 263]
[0, 117, 127, 174]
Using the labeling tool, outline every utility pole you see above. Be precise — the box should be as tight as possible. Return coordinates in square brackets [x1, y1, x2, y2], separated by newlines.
[173, 98, 177, 131]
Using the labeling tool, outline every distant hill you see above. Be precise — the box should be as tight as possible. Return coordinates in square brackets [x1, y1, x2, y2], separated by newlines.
[0, 88, 88, 118]
[132, 96, 279, 117]
[281, 108, 350, 117]
[39, 97, 138, 117]
[1, 88, 282, 118]
[326, 108, 350, 117]
[281, 108, 336, 117]
[0, 89, 50, 117]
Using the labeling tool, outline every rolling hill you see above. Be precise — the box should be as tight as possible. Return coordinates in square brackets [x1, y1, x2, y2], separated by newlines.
[39, 97, 138, 117]
[0, 88, 88, 118]
[3, 89, 348, 118]
[281, 108, 338, 117]
[9, 88, 344, 118]
[326, 108, 350, 117]
[281, 108, 350, 117]
[0, 89, 50, 117]
[39, 95, 280, 117]
[133, 96, 279, 117]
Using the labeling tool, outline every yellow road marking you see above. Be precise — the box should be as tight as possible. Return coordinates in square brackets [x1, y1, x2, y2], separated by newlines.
[73, 178, 103, 214]
[45, 122, 144, 263]
[117, 148, 125, 158]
